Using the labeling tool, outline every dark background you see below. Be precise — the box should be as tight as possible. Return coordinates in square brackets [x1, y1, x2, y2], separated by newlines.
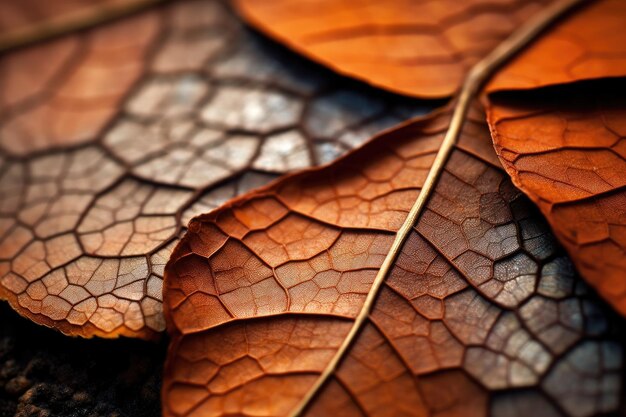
[0, 303, 165, 417]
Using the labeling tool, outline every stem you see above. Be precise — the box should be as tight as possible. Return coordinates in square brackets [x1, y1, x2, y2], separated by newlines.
[287, 0, 587, 415]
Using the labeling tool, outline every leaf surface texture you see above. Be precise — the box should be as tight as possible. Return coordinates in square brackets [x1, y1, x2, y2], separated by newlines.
[487, 80, 626, 316]
[0, 0, 162, 51]
[0, 0, 425, 338]
[234, 0, 557, 97]
[164, 106, 625, 417]
[484, 0, 626, 315]
[487, 0, 626, 92]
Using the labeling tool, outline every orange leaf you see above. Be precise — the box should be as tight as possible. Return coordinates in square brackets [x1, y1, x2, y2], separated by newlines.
[233, 0, 559, 98]
[487, 79, 626, 315]
[164, 105, 625, 417]
[483, 0, 626, 315]
[0, 0, 426, 338]
[487, 0, 626, 92]
[164, 4, 626, 414]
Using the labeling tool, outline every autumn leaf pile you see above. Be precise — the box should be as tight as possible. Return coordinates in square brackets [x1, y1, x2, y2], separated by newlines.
[0, 0, 625, 416]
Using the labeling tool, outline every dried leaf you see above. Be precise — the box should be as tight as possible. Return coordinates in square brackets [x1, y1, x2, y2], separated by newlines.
[0, 10, 160, 155]
[233, 0, 557, 98]
[164, 105, 625, 417]
[164, 4, 626, 414]
[0, 0, 163, 52]
[0, 0, 425, 338]
[487, 0, 626, 92]
[482, 0, 626, 315]
[487, 80, 626, 316]
[234, 0, 626, 321]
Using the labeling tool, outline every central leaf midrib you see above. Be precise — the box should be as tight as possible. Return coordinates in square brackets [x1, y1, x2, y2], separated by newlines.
[286, 1, 587, 415]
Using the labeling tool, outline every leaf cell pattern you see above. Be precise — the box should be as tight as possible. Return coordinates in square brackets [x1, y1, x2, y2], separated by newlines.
[163, 107, 625, 417]
[487, 79, 626, 316]
[0, 0, 160, 50]
[487, 0, 626, 93]
[0, 9, 159, 155]
[0, 0, 427, 338]
[234, 0, 556, 98]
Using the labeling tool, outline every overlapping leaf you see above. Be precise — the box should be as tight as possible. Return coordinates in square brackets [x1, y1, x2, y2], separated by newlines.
[164, 104, 625, 417]
[486, 0, 626, 92]
[236, 0, 626, 316]
[234, 0, 558, 98]
[486, 80, 626, 316]
[0, 0, 163, 52]
[0, 0, 427, 338]
[163, 3, 626, 415]
[0, 0, 624, 415]
[0, 9, 159, 155]
[483, 0, 626, 315]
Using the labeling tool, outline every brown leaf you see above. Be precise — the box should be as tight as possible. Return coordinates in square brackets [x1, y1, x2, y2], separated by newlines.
[233, 0, 626, 324]
[233, 0, 558, 98]
[0, 0, 425, 338]
[482, 0, 626, 315]
[487, 0, 626, 92]
[0, 10, 159, 155]
[164, 105, 625, 417]
[0, 0, 163, 52]
[164, 4, 626, 415]
[486, 79, 626, 316]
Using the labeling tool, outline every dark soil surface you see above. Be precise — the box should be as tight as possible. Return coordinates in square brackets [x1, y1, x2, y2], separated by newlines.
[0, 303, 165, 417]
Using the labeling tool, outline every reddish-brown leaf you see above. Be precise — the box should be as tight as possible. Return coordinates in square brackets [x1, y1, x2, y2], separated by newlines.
[487, 0, 626, 92]
[482, 0, 626, 315]
[164, 106, 625, 417]
[487, 80, 626, 316]
[0, 0, 426, 338]
[0, 0, 162, 52]
[0, 10, 159, 156]
[233, 0, 557, 98]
